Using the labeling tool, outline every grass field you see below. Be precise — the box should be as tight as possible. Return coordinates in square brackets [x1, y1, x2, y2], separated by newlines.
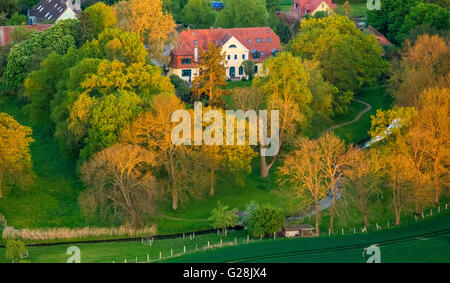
[336, 3, 368, 18]
[1, 211, 447, 263]
[0, 97, 85, 229]
[166, 212, 450, 263]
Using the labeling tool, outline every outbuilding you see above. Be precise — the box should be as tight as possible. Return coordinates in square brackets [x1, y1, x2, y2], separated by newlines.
[283, 224, 316, 238]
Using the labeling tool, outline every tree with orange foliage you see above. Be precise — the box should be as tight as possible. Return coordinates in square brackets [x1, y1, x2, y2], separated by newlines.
[278, 138, 329, 235]
[79, 144, 158, 227]
[121, 95, 210, 210]
[114, 0, 176, 64]
[0, 113, 34, 198]
[390, 34, 450, 107]
[192, 43, 229, 106]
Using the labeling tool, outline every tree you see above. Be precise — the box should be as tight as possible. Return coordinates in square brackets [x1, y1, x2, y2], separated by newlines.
[255, 52, 312, 177]
[367, 0, 420, 44]
[242, 60, 256, 80]
[120, 95, 209, 210]
[5, 240, 27, 263]
[80, 2, 117, 42]
[215, 0, 269, 28]
[79, 144, 158, 227]
[6, 12, 27, 26]
[398, 3, 449, 43]
[278, 138, 329, 235]
[408, 87, 450, 204]
[3, 19, 82, 92]
[170, 74, 191, 102]
[0, 113, 34, 198]
[343, 1, 352, 18]
[0, 0, 17, 18]
[390, 34, 449, 107]
[383, 144, 414, 226]
[247, 205, 285, 238]
[291, 15, 388, 115]
[317, 132, 349, 234]
[183, 0, 217, 29]
[114, 0, 176, 64]
[230, 87, 264, 111]
[192, 43, 229, 105]
[209, 201, 239, 235]
[342, 148, 382, 227]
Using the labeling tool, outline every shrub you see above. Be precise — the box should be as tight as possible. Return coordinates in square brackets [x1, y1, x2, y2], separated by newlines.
[247, 205, 285, 237]
[239, 201, 259, 227]
[5, 240, 27, 263]
[209, 201, 239, 235]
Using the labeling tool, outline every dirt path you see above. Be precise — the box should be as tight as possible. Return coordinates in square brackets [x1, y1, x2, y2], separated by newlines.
[326, 99, 372, 133]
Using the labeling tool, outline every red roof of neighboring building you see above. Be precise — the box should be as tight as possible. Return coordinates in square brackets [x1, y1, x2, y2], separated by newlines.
[367, 26, 392, 46]
[293, 0, 337, 15]
[0, 24, 53, 46]
[170, 27, 281, 67]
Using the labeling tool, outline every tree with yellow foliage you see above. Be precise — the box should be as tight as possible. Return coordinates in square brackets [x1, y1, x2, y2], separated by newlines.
[114, 0, 176, 64]
[192, 43, 229, 106]
[0, 113, 34, 198]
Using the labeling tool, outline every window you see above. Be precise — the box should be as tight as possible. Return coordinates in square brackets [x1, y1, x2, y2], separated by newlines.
[261, 52, 264, 57]
[256, 39, 260, 43]
[252, 51, 260, 59]
[182, 69, 192, 77]
[261, 38, 265, 43]
[181, 58, 191, 65]
[234, 54, 237, 60]
[242, 54, 246, 59]
[239, 66, 244, 76]
[248, 39, 252, 43]
[254, 65, 258, 74]
[194, 40, 198, 45]
[268, 37, 272, 43]
[266, 28, 270, 33]
[227, 55, 231, 60]
[229, 44, 237, 48]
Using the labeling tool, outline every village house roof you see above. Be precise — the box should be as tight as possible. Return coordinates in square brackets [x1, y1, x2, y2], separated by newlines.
[0, 24, 53, 46]
[294, 0, 337, 14]
[29, 0, 81, 22]
[367, 26, 393, 46]
[170, 27, 281, 65]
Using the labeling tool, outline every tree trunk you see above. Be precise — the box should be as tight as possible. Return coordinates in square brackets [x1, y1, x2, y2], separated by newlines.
[172, 185, 178, 210]
[315, 198, 320, 236]
[329, 190, 336, 234]
[260, 155, 275, 178]
[209, 168, 215, 196]
[395, 209, 401, 226]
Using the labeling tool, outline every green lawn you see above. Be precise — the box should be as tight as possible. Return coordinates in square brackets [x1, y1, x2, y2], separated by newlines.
[336, 3, 368, 17]
[166, 211, 450, 263]
[0, 97, 85, 229]
[1, 211, 447, 263]
[333, 86, 393, 144]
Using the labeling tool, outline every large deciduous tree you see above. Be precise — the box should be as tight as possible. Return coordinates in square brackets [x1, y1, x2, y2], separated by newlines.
[390, 34, 449, 107]
[192, 43, 229, 106]
[121, 95, 209, 210]
[214, 0, 269, 28]
[79, 144, 158, 227]
[0, 113, 34, 198]
[183, 0, 217, 29]
[114, 0, 176, 64]
[255, 52, 312, 177]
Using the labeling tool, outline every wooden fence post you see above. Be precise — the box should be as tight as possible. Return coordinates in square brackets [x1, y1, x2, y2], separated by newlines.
[159, 251, 162, 259]
[147, 254, 149, 262]
[184, 246, 186, 253]
[171, 249, 173, 256]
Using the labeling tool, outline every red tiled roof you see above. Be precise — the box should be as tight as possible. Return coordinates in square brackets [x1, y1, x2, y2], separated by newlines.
[171, 27, 280, 66]
[294, 0, 337, 14]
[0, 24, 53, 46]
[367, 26, 392, 46]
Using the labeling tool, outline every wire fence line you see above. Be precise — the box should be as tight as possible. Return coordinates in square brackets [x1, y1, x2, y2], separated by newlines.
[118, 203, 450, 263]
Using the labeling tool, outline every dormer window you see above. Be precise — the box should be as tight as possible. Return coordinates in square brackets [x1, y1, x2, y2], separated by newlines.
[268, 37, 272, 43]
[248, 39, 252, 43]
[252, 50, 260, 59]
[261, 38, 265, 43]
[194, 40, 198, 45]
[181, 58, 191, 65]
[256, 39, 260, 43]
